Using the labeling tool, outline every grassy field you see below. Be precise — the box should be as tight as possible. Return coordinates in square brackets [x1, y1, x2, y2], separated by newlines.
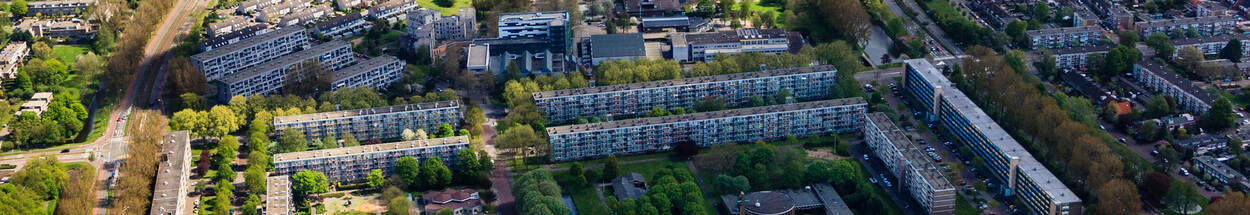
[53, 45, 89, 65]
[415, 0, 472, 16]
[955, 194, 982, 215]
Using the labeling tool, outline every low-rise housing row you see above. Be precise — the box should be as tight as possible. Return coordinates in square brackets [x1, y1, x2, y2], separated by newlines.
[217, 40, 356, 99]
[1025, 25, 1103, 49]
[1130, 61, 1219, 114]
[191, 27, 309, 81]
[533, 65, 839, 124]
[546, 98, 868, 161]
[314, 12, 368, 39]
[368, 0, 418, 22]
[256, 0, 312, 22]
[1137, 15, 1238, 37]
[16, 92, 54, 117]
[27, 0, 95, 16]
[149, 131, 191, 215]
[272, 136, 470, 182]
[208, 15, 255, 38]
[16, 18, 96, 38]
[275, 3, 332, 27]
[672, 28, 805, 62]
[1194, 156, 1250, 192]
[272, 100, 462, 143]
[863, 113, 956, 215]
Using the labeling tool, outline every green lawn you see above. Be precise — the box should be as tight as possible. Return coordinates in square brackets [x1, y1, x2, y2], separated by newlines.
[415, 0, 472, 16]
[53, 45, 89, 65]
[955, 194, 981, 215]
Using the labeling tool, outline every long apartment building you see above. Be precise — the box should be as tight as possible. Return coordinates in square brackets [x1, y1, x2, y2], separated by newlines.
[901, 59, 1081, 215]
[27, 0, 95, 16]
[265, 176, 294, 215]
[217, 40, 355, 99]
[546, 98, 867, 161]
[672, 28, 805, 62]
[1137, 15, 1238, 37]
[368, 0, 419, 22]
[272, 100, 462, 142]
[1194, 156, 1250, 192]
[331, 56, 407, 91]
[533, 65, 839, 124]
[1171, 33, 1250, 59]
[149, 131, 192, 215]
[1051, 45, 1113, 71]
[1131, 61, 1219, 114]
[1025, 25, 1103, 50]
[864, 113, 956, 215]
[190, 27, 309, 81]
[272, 136, 470, 182]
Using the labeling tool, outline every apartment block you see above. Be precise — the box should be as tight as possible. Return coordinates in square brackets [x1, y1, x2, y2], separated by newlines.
[16, 92, 54, 117]
[314, 12, 368, 39]
[1051, 45, 1114, 70]
[275, 3, 331, 27]
[902, 59, 1081, 215]
[546, 98, 867, 162]
[1194, 156, 1250, 191]
[272, 101, 462, 142]
[1025, 26, 1103, 50]
[1171, 33, 1250, 59]
[190, 27, 309, 81]
[498, 11, 569, 40]
[406, 7, 477, 41]
[266, 176, 294, 215]
[27, 0, 95, 16]
[672, 28, 805, 62]
[0, 42, 28, 79]
[202, 24, 271, 52]
[864, 113, 956, 215]
[1137, 15, 1238, 37]
[368, 0, 418, 23]
[237, 0, 283, 14]
[1131, 61, 1219, 114]
[149, 131, 191, 215]
[256, 0, 312, 22]
[217, 40, 355, 99]
[331, 56, 407, 91]
[16, 18, 96, 38]
[272, 136, 470, 182]
[208, 15, 254, 38]
[533, 65, 839, 124]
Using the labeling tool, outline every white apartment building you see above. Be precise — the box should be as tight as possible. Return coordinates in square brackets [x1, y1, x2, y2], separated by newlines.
[1131, 61, 1219, 114]
[190, 27, 309, 81]
[864, 113, 956, 215]
[672, 28, 804, 62]
[1138, 15, 1238, 37]
[272, 100, 462, 142]
[406, 7, 477, 41]
[1051, 45, 1113, 70]
[16, 92, 54, 117]
[1025, 25, 1104, 50]
[27, 0, 95, 16]
[217, 40, 355, 99]
[266, 176, 294, 215]
[0, 42, 28, 79]
[368, 0, 418, 23]
[331, 56, 407, 91]
[497, 11, 568, 39]
[272, 136, 470, 182]
[149, 131, 192, 215]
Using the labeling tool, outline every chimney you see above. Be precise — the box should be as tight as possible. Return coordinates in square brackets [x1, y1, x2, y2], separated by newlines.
[739, 191, 747, 213]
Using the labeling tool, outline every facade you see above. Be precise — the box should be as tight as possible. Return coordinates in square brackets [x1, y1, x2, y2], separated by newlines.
[1137, 15, 1238, 37]
[272, 100, 462, 142]
[1025, 26, 1103, 50]
[1130, 61, 1219, 114]
[639, 16, 708, 33]
[902, 59, 1082, 215]
[314, 12, 368, 39]
[368, 0, 419, 22]
[406, 7, 477, 41]
[217, 40, 355, 99]
[1194, 156, 1250, 191]
[190, 27, 309, 81]
[1051, 45, 1114, 70]
[421, 188, 484, 215]
[27, 0, 95, 16]
[582, 33, 647, 66]
[863, 113, 956, 215]
[202, 24, 271, 52]
[0, 42, 28, 79]
[331, 55, 407, 91]
[16, 92, 54, 117]
[16, 18, 96, 38]
[256, 0, 312, 23]
[1170, 33, 1250, 59]
[208, 15, 254, 38]
[673, 28, 805, 62]
[533, 65, 839, 124]
[275, 3, 332, 27]
[237, 0, 283, 14]
[149, 131, 191, 215]
[272, 136, 470, 182]
[546, 98, 867, 161]
[265, 176, 294, 215]
[623, 0, 682, 17]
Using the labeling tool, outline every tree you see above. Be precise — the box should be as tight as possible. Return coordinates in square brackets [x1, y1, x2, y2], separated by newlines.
[387, 196, 412, 215]
[11, 155, 66, 199]
[421, 158, 453, 188]
[1178, 46, 1206, 71]
[10, 0, 25, 17]
[1118, 30, 1139, 45]
[434, 0, 455, 7]
[1207, 192, 1250, 215]
[603, 156, 621, 181]
[402, 129, 418, 141]
[513, 169, 569, 215]
[497, 125, 543, 158]
[291, 170, 329, 198]
[437, 123, 455, 137]
[1146, 33, 1176, 58]
[1201, 98, 1237, 132]
[1096, 179, 1142, 215]
[368, 169, 385, 190]
[455, 149, 482, 179]
[1031, 3, 1051, 22]
[712, 174, 750, 195]
[245, 165, 267, 196]
[1139, 120, 1158, 141]
[243, 194, 261, 215]
[342, 132, 360, 147]
[278, 129, 308, 153]
[30, 42, 51, 59]
[283, 60, 333, 96]
[1143, 172, 1173, 204]
[395, 157, 421, 188]
[1166, 180, 1205, 214]
[1221, 38, 1244, 62]
[207, 106, 240, 137]
[1232, 138, 1245, 156]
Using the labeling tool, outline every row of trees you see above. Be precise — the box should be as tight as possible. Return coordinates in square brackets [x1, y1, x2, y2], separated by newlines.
[594, 41, 866, 87]
[111, 110, 171, 215]
[513, 169, 570, 215]
[8, 92, 87, 147]
[0, 155, 66, 214]
[605, 165, 711, 215]
[103, 0, 177, 91]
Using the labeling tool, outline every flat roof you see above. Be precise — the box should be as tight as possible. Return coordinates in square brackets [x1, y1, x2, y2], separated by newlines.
[498, 11, 568, 26]
[1170, 33, 1250, 45]
[149, 130, 191, 215]
[467, 44, 489, 68]
[590, 33, 646, 58]
[203, 24, 270, 47]
[266, 176, 293, 215]
[1135, 60, 1219, 105]
[273, 100, 459, 124]
[685, 28, 791, 44]
[1137, 14, 1238, 28]
[333, 55, 402, 81]
[1025, 25, 1102, 36]
[546, 97, 866, 135]
[314, 12, 363, 31]
[1051, 44, 1115, 55]
[191, 26, 305, 62]
[273, 136, 470, 162]
[219, 40, 350, 84]
[533, 65, 837, 99]
[866, 113, 954, 191]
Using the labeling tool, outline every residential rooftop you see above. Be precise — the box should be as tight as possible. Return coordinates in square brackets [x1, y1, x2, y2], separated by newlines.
[333, 55, 402, 81]
[1025, 25, 1102, 36]
[498, 11, 568, 26]
[685, 28, 792, 44]
[314, 12, 364, 31]
[149, 130, 191, 215]
[1196, 156, 1245, 181]
[266, 176, 293, 215]
[1051, 44, 1115, 55]
[546, 97, 866, 135]
[272, 100, 460, 125]
[1135, 60, 1219, 104]
[590, 33, 646, 58]
[218, 40, 350, 84]
[273, 136, 470, 162]
[1137, 14, 1238, 27]
[532, 65, 837, 99]
[1170, 33, 1250, 45]
[190, 26, 305, 62]
[866, 112, 955, 192]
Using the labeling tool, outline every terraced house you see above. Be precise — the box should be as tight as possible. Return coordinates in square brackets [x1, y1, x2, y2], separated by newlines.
[533, 65, 839, 124]
[902, 59, 1081, 215]
[546, 98, 867, 161]
[190, 27, 309, 81]
[272, 136, 470, 182]
[1137, 15, 1238, 37]
[1025, 26, 1103, 50]
[863, 113, 956, 215]
[217, 40, 356, 99]
[272, 100, 462, 143]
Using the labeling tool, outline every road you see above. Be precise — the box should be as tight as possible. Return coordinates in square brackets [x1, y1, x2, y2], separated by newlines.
[892, 0, 964, 56]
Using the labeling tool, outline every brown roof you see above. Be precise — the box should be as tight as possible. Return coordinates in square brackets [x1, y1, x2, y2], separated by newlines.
[424, 188, 478, 203]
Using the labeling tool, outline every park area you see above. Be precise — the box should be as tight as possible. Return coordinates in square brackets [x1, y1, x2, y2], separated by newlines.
[416, 0, 473, 15]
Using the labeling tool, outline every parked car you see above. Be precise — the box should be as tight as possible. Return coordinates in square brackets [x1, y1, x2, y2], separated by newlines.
[1180, 169, 1190, 176]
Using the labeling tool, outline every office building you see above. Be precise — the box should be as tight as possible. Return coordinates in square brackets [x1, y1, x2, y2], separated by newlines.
[406, 7, 477, 41]
[1025, 26, 1103, 49]
[191, 27, 309, 81]
[1171, 33, 1250, 59]
[638, 16, 709, 33]
[16, 18, 96, 38]
[465, 11, 572, 74]
[272, 100, 462, 142]
[0, 42, 28, 79]
[1130, 61, 1218, 114]
[1195, 156, 1250, 192]
[149, 131, 191, 215]
[217, 40, 355, 99]
[498, 11, 569, 40]
[1137, 15, 1238, 37]
[368, 0, 418, 22]
[331, 55, 407, 91]
[534, 65, 839, 124]
[546, 98, 867, 161]
[1051, 45, 1114, 70]
[27, 0, 95, 16]
[314, 12, 368, 39]
[863, 113, 956, 215]
[272, 136, 470, 182]
[623, 0, 681, 17]
[672, 28, 805, 62]
[581, 33, 646, 66]
[901, 59, 1081, 215]
[16, 92, 54, 117]
[266, 176, 294, 215]
[202, 24, 271, 52]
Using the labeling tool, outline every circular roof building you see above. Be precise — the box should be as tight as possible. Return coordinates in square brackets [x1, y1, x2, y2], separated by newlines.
[741, 191, 797, 215]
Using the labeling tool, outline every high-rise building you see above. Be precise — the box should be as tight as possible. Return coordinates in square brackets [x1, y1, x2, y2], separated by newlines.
[217, 40, 356, 99]
[190, 27, 309, 81]
[272, 136, 470, 182]
[272, 101, 462, 142]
